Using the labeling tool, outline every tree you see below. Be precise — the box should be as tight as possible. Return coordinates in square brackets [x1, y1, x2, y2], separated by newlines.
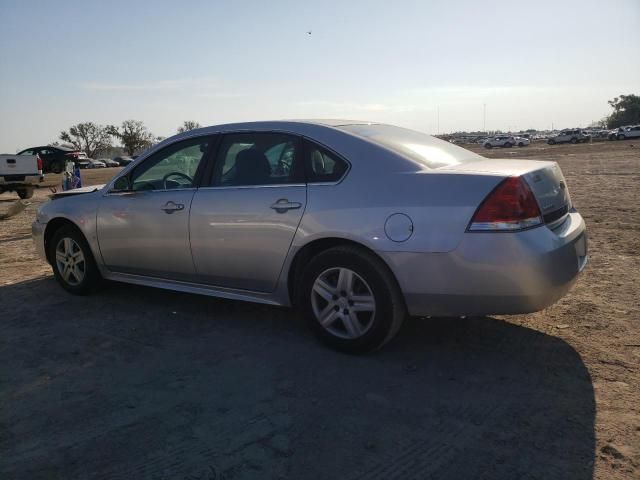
[607, 94, 640, 128]
[178, 120, 202, 133]
[59, 122, 112, 158]
[107, 120, 154, 155]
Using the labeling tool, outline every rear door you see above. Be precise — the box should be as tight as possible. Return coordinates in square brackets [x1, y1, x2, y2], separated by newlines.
[189, 132, 306, 292]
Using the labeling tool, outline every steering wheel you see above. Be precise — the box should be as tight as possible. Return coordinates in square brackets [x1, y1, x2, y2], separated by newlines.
[162, 171, 193, 189]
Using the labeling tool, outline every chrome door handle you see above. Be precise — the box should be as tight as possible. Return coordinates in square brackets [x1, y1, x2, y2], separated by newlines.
[270, 198, 302, 213]
[162, 201, 185, 214]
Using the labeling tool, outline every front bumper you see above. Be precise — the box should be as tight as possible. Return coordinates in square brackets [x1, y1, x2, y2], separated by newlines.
[32, 219, 47, 262]
[382, 212, 588, 317]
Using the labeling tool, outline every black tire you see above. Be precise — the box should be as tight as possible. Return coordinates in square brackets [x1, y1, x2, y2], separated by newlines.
[484, 143, 492, 149]
[50, 160, 64, 174]
[548, 139, 556, 145]
[504, 142, 512, 148]
[298, 246, 406, 353]
[48, 225, 101, 295]
[518, 142, 524, 147]
[17, 188, 34, 199]
[618, 134, 626, 141]
[570, 137, 578, 144]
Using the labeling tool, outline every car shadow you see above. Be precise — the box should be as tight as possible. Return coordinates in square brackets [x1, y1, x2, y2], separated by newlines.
[0, 278, 595, 480]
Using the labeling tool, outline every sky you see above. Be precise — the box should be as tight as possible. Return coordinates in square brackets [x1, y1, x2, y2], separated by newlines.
[0, 0, 638, 153]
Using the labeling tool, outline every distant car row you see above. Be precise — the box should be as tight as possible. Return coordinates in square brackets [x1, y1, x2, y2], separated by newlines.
[15, 145, 134, 173]
[608, 125, 640, 141]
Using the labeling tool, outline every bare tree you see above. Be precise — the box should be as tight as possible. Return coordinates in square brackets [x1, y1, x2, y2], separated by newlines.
[107, 120, 154, 156]
[59, 122, 112, 158]
[178, 120, 202, 133]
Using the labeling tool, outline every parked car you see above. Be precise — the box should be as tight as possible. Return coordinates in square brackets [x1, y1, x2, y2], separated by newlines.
[616, 125, 640, 140]
[514, 136, 530, 147]
[483, 135, 516, 148]
[547, 129, 590, 145]
[608, 127, 625, 141]
[17, 145, 82, 173]
[88, 159, 107, 168]
[99, 158, 120, 167]
[33, 121, 588, 352]
[0, 152, 43, 198]
[113, 156, 134, 166]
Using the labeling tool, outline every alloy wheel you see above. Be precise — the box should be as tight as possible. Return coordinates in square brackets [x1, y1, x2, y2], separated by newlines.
[55, 237, 86, 286]
[311, 267, 376, 339]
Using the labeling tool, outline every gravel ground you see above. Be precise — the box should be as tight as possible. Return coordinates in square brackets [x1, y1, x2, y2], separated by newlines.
[0, 142, 638, 479]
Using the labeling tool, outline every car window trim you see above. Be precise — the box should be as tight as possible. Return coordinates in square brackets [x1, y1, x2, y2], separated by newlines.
[105, 133, 218, 194]
[301, 137, 351, 186]
[206, 131, 305, 188]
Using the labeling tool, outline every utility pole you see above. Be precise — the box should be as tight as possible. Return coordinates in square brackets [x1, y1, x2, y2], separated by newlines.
[483, 103, 486, 133]
[437, 106, 440, 135]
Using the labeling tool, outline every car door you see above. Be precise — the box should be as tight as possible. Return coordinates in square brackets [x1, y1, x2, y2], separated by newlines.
[189, 132, 306, 292]
[96, 135, 214, 280]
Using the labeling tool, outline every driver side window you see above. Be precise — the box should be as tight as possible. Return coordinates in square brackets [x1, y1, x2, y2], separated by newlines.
[131, 136, 211, 191]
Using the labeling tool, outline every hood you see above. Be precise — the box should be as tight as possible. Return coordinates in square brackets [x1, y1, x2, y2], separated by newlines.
[51, 184, 105, 199]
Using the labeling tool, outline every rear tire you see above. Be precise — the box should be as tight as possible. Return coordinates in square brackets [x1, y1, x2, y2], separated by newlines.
[48, 225, 101, 295]
[299, 246, 406, 353]
[618, 134, 626, 140]
[17, 187, 34, 199]
[504, 142, 512, 148]
[570, 137, 578, 144]
[484, 143, 492, 149]
[518, 142, 524, 147]
[548, 139, 556, 145]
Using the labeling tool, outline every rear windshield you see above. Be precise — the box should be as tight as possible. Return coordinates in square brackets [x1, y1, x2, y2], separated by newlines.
[338, 124, 483, 169]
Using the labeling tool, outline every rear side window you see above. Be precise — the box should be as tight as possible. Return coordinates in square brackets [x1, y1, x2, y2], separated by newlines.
[212, 132, 303, 186]
[305, 142, 349, 183]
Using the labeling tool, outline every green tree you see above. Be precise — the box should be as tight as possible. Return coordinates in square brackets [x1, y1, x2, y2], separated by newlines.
[607, 94, 640, 128]
[59, 122, 112, 158]
[107, 120, 154, 155]
[177, 120, 202, 133]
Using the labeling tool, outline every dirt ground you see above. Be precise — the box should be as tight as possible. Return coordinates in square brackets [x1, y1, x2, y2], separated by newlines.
[1, 141, 638, 479]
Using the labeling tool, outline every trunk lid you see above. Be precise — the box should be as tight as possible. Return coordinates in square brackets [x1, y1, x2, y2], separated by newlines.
[441, 158, 572, 226]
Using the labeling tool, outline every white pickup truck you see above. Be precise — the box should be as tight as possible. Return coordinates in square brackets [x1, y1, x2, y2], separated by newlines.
[0, 153, 44, 199]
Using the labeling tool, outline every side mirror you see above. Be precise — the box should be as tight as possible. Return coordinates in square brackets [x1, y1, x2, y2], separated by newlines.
[112, 176, 131, 192]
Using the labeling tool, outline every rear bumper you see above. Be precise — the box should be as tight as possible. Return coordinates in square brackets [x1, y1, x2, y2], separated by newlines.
[381, 212, 588, 317]
[0, 174, 44, 187]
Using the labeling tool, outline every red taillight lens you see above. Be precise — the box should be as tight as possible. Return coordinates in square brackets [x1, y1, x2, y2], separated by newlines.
[468, 176, 542, 231]
[36, 154, 43, 172]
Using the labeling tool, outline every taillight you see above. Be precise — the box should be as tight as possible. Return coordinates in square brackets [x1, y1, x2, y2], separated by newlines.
[65, 152, 79, 158]
[36, 154, 43, 172]
[467, 176, 542, 231]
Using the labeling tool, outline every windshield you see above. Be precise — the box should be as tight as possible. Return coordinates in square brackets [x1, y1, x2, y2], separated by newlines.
[338, 124, 483, 169]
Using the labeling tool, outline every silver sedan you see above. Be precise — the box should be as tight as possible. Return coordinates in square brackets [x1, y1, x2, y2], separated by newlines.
[32, 120, 588, 352]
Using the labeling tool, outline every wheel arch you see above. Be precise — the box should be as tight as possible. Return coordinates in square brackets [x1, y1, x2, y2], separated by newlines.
[43, 217, 85, 264]
[286, 237, 403, 307]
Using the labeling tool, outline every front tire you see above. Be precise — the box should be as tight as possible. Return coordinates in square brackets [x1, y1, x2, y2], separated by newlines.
[548, 139, 556, 145]
[504, 142, 512, 148]
[571, 137, 578, 144]
[49, 225, 101, 295]
[299, 246, 406, 353]
[618, 134, 626, 140]
[484, 143, 492, 149]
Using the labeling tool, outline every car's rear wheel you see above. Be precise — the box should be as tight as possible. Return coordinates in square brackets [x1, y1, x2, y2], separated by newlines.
[17, 187, 34, 199]
[484, 143, 492, 149]
[548, 139, 556, 145]
[518, 142, 524, 147]
[49, 225, 101, 295]
[618, 134, 626, 140]
[299, 246, 406, 353]
[571, 137, 578, 144]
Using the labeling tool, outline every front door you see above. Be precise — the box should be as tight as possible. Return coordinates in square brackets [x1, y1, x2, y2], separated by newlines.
[190, 132, 306, 292]
[97, 135, 213, 280]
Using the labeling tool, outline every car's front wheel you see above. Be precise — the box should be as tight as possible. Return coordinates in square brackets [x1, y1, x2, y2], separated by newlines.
[484, 143, 492, 149]
[299, 246, 406, 353]
[618, 134, 626, 140]
[548, 139, 556, 145]
[49, 225, 101, 295]
[504, 142, 512, 148]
